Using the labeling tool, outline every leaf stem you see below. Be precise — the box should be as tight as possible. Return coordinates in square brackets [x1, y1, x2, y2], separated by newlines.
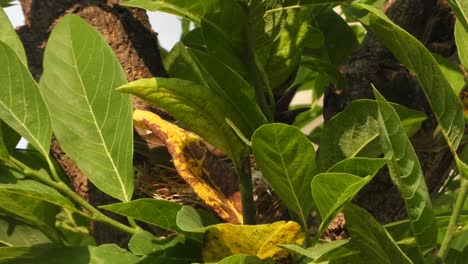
[7, 156, 139, 235]
[437, 178, 468, 260]
[237, 156, 256, 225]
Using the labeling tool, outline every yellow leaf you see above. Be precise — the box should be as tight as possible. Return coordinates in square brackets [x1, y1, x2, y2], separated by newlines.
[133, 110, 243, 224]
[202, 221, 305, 262]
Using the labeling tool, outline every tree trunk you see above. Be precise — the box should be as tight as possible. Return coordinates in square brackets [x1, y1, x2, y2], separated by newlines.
[324, 0, 457, 223]
[17, 0, 167, 245]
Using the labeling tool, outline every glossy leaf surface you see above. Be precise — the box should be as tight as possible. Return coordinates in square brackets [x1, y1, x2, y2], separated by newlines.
[40, 15, 133, 201]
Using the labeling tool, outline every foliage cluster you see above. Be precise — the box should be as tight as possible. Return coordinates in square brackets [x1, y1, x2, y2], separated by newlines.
[0, 0, 467, 263]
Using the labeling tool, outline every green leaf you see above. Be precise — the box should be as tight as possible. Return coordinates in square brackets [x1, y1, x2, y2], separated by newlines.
[455, 20, 468, 70]
[0, 8, 26, 64]
[215, 254, 274, 264]
[40, 14, 133, 202]
[0, 217, 52, 246]
[0, 244, 141, 264]
[100, 199, 183, 233]
[448, 0, 468, 31]
[301, 57, 345, 87]
[176, 206, 219, 233]
[315, 9, 359, 65]
[251, 123, 316, 229]
[312, 173, 372, 238]
[318, 100, 426, 171]
[343, 203, 413, 264]
[327, 157, 387, 177]
[128, 231, 185, 256]
[281, 239, 349, 262]
[354, 3, 464, 154]
[433, 53, 466, 94]
[0, 42, 51, 158]
[373, 88, 438, 253]
[0, 122, 20, 152]
[118, 77, 248, 165]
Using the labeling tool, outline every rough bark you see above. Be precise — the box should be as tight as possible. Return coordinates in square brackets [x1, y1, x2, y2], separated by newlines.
[324, 0, 457, 223]
[17, 0, 166, 245]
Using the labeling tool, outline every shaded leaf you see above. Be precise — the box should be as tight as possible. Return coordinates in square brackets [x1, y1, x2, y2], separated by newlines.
[312, 173, 372, 237]
[0, 42, 51, 157]
[128, 231, 185, 256]
[131, 110, 242, 224]
[433, 53, 465, 94]
[343, 203, 413, 264]
[0, 244, 141, 264]
[0, 8, 26, 64]
[203, 221, 305, 262]
[215, 254, 275, 264]
[281, 239, 349, 262]
[251, 123, 316, 229]
[354, 3, 464, 155]
[374, 88, 438, 253]
[318, 100, 426, 171]
[0, 122, 20, 152]
[448, 0, 468, 31]
[301, 57, 345, 87]
[0, 217, 52, 246]
[40, 14, 133, 202]
[100, 199, 183, 233]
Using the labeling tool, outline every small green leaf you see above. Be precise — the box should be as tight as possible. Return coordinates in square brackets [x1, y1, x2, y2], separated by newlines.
[251, 123, 316, 229]
[373, 88, 438, 253]
[281, 239, 349, 261]
[128, 231, 185, 256]
[343, 203, 413, 264]
[433, 53, 466, 94]
[312, 173, 372, 237]
[100, 199, 183, 233]
[0, 217, 52, 246]
[448, 0, 468, 31]
[40, 15, 133, 202]
[318, 100, 426, 171]
[354, 3, 464, 154]
[0, 42, 51, 158]
[0, 244, 141, 264]
[215, 254, 274, 264]
[455, 20, 468, 70]
[176, 206, 219, 233]
[0, 8, 26, 64]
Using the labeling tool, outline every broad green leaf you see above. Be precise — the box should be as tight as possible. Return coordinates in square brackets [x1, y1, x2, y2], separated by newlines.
[131, 110, 242, 224]
[433, 53, 465, 94]
[312, 173, 372, 237]
[281, 239, 349, 262]
[343, 203, 413, 264]
[0, 244, 141, 264]
[251, 123, 316, 229]
[215, 254, 274, 264]
[448, 0, 468, 31]
[40, 15, 133, 202]
[128, 231, 185, 256]
[100, 198, 183, 233]
[176, 206, 219, 233]
[354, 3, 464, 154]
[0, 42, 51, 157]
[455, 20, 468, 69]
[118, 78, 248, 166]
[0, 217, 52, 246]
[315, 9, 359, 65]
[327, 157, 387, 177]
[0, 8, 26, 64]
[202, 221, 305, 262]
[373, 88, 438, 253]
[318, 100, 426, 171]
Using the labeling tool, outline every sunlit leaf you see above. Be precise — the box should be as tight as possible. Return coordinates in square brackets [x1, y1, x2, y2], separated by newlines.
[40, 15, 133, 202]
[448, 0, 468, 31]
[0, 8, 26, 64]
[281, 239, 349, 262]
[202, 221, 305, 262]
[327, 157, 387, 177]
[373, 88, 438, 253]
[131, 110, 242, 223]
[251, 123, 316, 229]
[176, 206, 219, 233]
[318, 100, 426, 171]
[0, 42, 51, 157]
[343, 203, 413, 264]
[455, 20, 468, 69]
[433, 53, 465, 94]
